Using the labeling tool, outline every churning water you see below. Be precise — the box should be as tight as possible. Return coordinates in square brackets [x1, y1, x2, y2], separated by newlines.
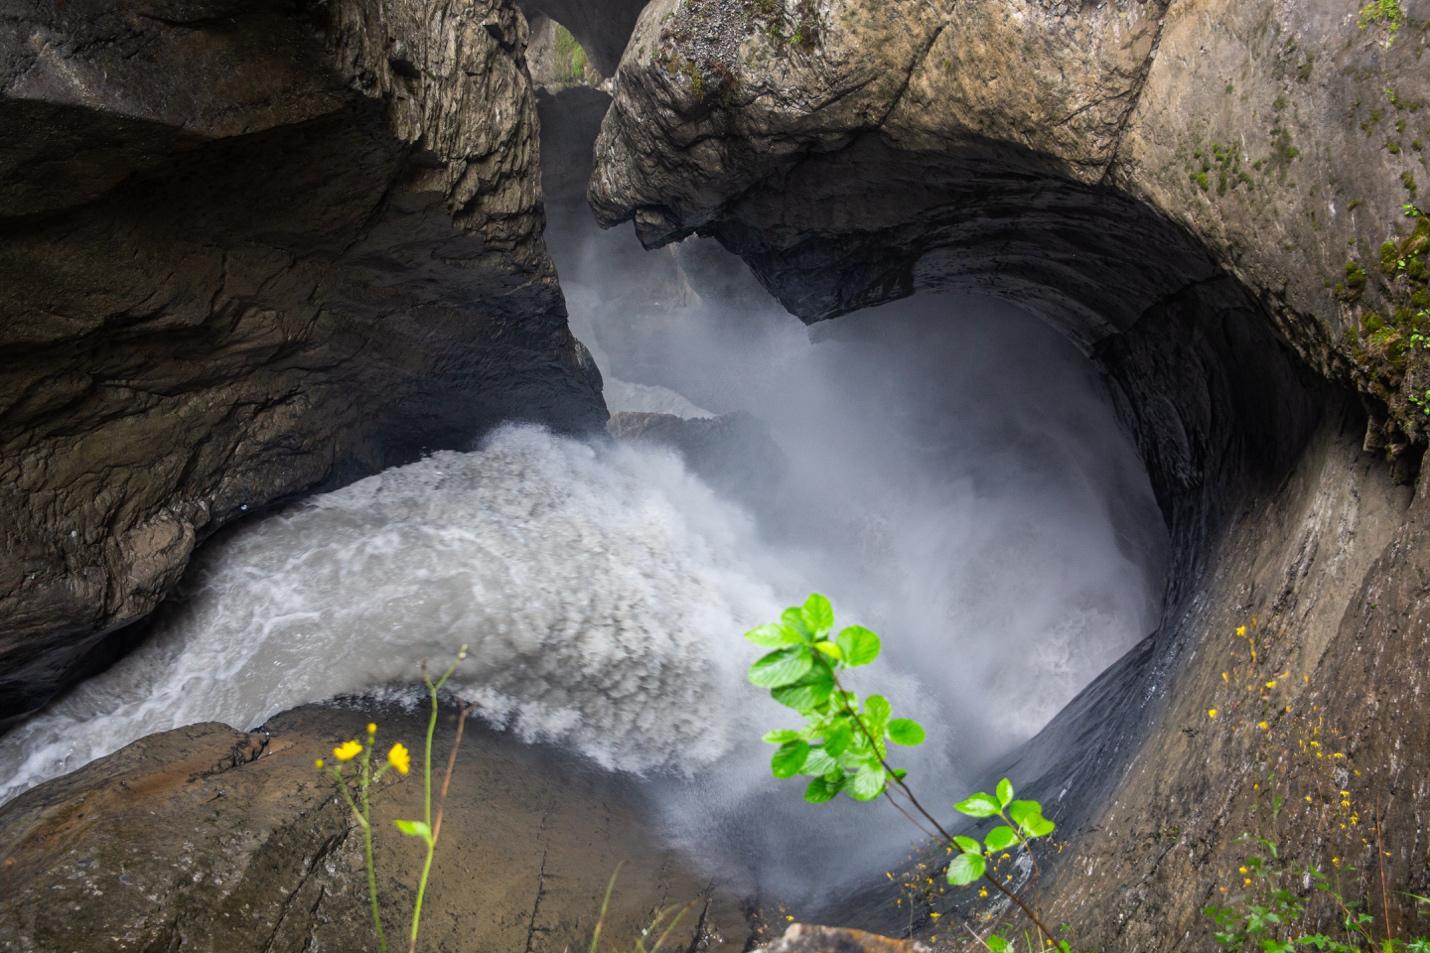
[0, 201, 1167, 895]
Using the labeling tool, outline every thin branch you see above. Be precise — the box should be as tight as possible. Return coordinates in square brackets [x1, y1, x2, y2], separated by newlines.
[883, 787, 938, 840]
[824, 662, 955, 843]
[429, 703, 474, 847]
[983, 871, 1054, 947]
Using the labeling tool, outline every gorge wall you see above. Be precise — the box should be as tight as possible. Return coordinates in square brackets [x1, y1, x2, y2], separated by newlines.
[0, 0, 605, 724]
[587, 0, 1430, 946]
[3, 0, 1429, 950]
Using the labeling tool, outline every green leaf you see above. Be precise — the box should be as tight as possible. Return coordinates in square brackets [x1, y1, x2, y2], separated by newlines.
[954, 792, 1001, 818]
[1008, 799, 1055, 838]
[394, 819, 431, 841]
[824, 720, 853, 756]
[986, 936, 1010, 953]
[748, 646, 814, 688]
[864, 695, 891, 726]
[847, 765, 887, 801]
[835, 625, 881, 666]
[781, 607, 812, 641]
[814, 641, 843, 661]
[801, 593, 834, 636]
[996, 777, 1014, 808]
[804, 776, 839, 803]
[761, 729, 802, 744]
[745, 623, 803, 648]
[946, 851, 986, 885]
[837, 746, 879, 775]
[771, 741, 810, 779]
[771, 666, 835, 711]
[801, 746, 837, 776]
[887, 718, 925, 746]
[983, 825, 1019, 852]
[953, 835, 983, 854]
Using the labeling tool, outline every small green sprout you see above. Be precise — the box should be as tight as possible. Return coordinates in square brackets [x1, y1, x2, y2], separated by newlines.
[745, 594, 1065, 949]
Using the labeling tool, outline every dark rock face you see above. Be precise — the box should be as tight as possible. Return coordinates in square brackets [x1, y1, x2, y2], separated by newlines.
[519, 0, 650, 76]
[585, 0, 1430, 946]
[0, 0, 605, 722]
[591, 0, 1430, 452]
[0, 703, 756, 952]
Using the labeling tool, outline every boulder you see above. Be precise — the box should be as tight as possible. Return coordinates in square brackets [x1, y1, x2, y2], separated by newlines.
[0, 703, 755, 952]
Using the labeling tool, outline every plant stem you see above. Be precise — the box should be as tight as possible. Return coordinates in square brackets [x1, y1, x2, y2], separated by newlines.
[883, 788, 937, 840]
[407, 657, 465, 953]
[408, 702, 472, 953]
[1374, 799, 1395, 942]
[823, 661, 1054, 948]
[357, 746, 388, 953]
[825, 664, 954, 842]
[983, 871, 1054, 948]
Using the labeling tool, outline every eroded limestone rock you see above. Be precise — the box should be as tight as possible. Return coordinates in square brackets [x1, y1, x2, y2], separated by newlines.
[0, 0, 605, 722]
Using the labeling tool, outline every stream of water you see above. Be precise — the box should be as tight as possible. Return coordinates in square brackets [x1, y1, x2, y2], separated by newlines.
[0, 205, 1167, 896]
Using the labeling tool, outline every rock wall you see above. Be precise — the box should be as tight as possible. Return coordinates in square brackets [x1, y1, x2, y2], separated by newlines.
[585, 0, 1430, 946]
[0, 0, 605, 723]
[0, 703, 756, 952]
[591, 0, 1430, 458]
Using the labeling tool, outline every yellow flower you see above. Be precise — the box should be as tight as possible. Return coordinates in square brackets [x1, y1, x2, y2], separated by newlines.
[333, 739, 363, 762]
[367, 722, 378, 735]
[1264, 680, 1277, 689]
[1239, 866, 1249, 874]
[930, 912, 942, 920]
[1257, 721, 1270, 731]
[979, 887, 989, 898]
[1236, 625, 1247, 637]
[314, 758, 325, 770]
[387, 742, 411, 776]
[1208, 708, 1219, 719]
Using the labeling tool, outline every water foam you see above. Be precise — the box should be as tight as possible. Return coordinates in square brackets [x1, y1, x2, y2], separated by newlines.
[0, 427, 795, 802]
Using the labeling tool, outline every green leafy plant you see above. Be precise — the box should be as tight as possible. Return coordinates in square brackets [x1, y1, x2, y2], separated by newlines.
[744, 594, 1066, 949]
[1357, 0, 1405, 44]
[316, 646, 469, 953]
[1203, 837, 1430, 952]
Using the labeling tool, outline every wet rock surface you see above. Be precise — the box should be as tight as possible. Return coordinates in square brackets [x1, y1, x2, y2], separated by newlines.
[0, 0, 605, 723]
[519, 0, 651, 76]
[585, 0, 1430, 947]
[0, 703, 756, 952]
[591, 0, 1430, 450]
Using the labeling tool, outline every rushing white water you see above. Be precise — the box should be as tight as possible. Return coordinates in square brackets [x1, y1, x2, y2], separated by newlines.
[1, 194, 1168, 898]
[0, 428, 800, 801]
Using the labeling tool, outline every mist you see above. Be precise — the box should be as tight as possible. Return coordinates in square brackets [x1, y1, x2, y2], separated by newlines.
[0, 166, 1167, 905]
[543, 201, 1170, 894]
